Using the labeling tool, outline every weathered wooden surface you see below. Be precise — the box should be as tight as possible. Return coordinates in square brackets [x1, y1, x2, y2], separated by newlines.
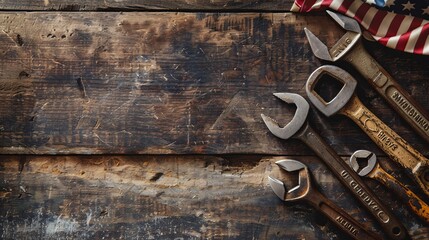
[0, 0, 296, 11]
[1, 3, 429, 239]
[1, 12, 428, 155]
[1, 155, 427, 239]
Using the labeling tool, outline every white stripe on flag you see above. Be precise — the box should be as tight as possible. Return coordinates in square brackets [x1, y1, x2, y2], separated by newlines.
[423, 34, 429, 54]
[345, 0, 364, 18]
[405, 28, 421, 53]
[329, 0, 345, 11]
[313, 0, 327, 10]
[361, 6, 379, 29]
[386, 34, 400, 50]
[290, 3, 300, 11]
[376, 13, 395, 37]
[397, 18, 413, 36]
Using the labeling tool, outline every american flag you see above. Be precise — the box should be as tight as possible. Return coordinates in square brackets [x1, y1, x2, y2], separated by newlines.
[291, 0, 429, 55]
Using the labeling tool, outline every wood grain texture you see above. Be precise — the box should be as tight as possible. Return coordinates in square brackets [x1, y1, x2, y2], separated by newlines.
[0, 12, 428, 155]
[1, 155, 427, 239]
[0, 0, 296, 11]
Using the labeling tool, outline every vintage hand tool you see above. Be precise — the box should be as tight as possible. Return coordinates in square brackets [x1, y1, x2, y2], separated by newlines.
[261, 93, 408, 239]
[269, 159, 382, 240]
[306, 65, 429, 199]
[349, 150, 429, 223]
[304, 10, 429, 144]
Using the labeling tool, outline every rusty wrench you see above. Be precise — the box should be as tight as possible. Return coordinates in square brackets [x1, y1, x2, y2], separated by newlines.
[306, 65, 429, 199]
[261, 93, 408, 239]
[269, 159, 382, 240]
[350, 150, 429, 223]
[304, 10, 429, 144]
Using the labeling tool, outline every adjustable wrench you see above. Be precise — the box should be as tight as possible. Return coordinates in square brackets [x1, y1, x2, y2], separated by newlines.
[304, 10, 429, 144]
[306, 65, 429, 199]
[269, 159, 382, 240]
[261, 93, 408, 239]
[350, 150, 429, 223]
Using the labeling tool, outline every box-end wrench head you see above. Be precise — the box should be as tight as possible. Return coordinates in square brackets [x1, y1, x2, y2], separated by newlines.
[268, 160, 310, 201]
[269, 159, 383, 240]
[350, 150, 377, 177]
[306, 65, 357, 117]
[261, 93, 309, 140]
[350, 150, 429, 223]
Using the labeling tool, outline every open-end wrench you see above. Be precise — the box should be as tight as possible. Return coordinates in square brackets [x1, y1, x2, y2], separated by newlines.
[269, 159, 382, 240]
[306, 65, 429, 199]
[349, 150, 429, 223]
[261, 93, 408, 239]
[304, 10, 429, 144]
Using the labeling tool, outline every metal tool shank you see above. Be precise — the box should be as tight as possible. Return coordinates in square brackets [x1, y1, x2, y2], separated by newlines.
[340, 94, 429, 196]
[305, 189, 381, 240]
[370, 166, 429, 223]
[294, 121, 408, 239]
[343, 41, 429, 143]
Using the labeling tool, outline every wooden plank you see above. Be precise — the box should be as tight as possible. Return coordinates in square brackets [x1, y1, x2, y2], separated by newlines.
[0, 0, 296, 11]
[0, 12, 428, 155]
[1, 155, 426, 239]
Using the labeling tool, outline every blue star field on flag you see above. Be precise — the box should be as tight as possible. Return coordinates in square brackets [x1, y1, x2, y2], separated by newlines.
[364, 0, 429, 20]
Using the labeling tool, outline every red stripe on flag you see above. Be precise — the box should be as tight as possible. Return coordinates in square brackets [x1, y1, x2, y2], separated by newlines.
[407, 17, 424, 32]
[336, 0, 354, 14]
[376, 36, 390, 47]
[296, 0, 319, 12]
[368, 10, 388, 35]
[414, 24, 429, 54]
[396, 18, 423, 51]
[323, 0, 334, 9]
[353, 3, 371, 23]
[383, 14, 405, 38]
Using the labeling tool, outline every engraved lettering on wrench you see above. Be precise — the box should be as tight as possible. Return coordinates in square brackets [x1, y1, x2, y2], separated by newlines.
[358, 111, 398, 151]
[390, 90, 429, 132]
[341, 170, 390, 223]
[333, 37, 352, 57]
[335, 216, 358, 236]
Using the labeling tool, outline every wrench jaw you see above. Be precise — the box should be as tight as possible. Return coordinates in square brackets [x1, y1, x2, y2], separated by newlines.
[268, 176, 288, 200]
[350, 150, 377, 177]
[305, 11, 361, 62]
[326, 10, 361, 34]
[268, 160, 310, 201]
[261, 93, 309, 140]
[304, 28, 333, 61]
[306, 65, 357, 117]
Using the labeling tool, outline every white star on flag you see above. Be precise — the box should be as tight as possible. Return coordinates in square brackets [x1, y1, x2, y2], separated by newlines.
[385, 0, 395, 8]
[402, 1, 415, 11]
[423, 6, 429, 15]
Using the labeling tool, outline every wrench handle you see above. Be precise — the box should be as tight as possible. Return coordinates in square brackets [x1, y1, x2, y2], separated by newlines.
[307, 190, 382, 240]
[341, 95, 429, 197]
[295, 122, 408, 240]
[373, 168, 429, 223]
[345, 43, 429, 144]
